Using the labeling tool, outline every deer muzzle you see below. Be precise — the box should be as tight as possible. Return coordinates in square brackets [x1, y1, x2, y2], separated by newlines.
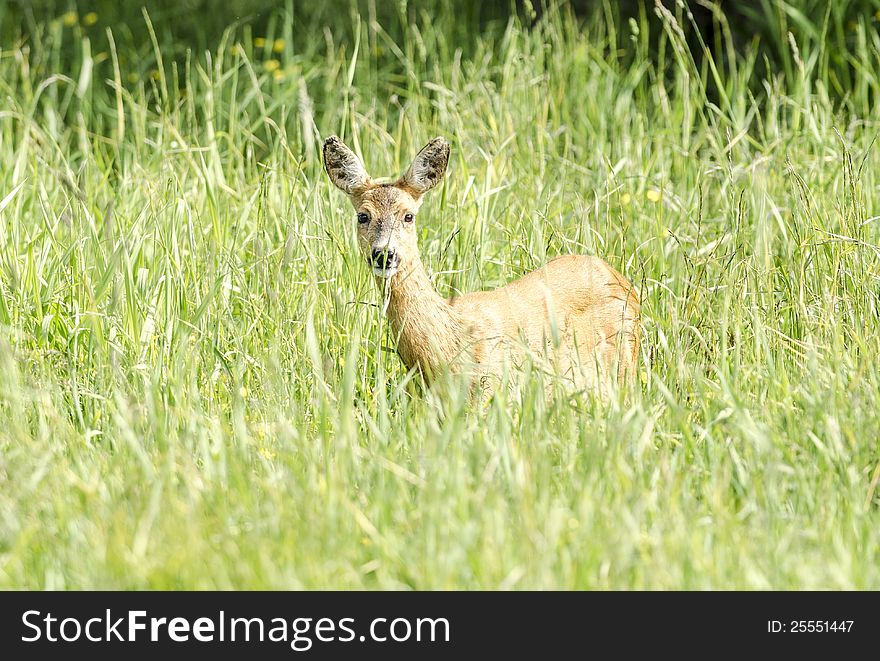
[370, 246, 399, 278]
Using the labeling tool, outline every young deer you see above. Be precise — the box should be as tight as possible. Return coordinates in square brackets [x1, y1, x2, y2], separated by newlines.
[323, 135, 640, 395]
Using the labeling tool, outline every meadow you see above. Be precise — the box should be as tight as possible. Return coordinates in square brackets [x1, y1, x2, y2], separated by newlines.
[0, 1, 878, 589]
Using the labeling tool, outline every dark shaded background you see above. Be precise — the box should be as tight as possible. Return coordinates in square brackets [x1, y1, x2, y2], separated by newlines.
[2, 1, 879, 101]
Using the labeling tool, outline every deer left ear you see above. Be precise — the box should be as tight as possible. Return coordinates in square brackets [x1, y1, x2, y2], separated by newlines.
[323, 135, 371, 195]
[399, 137, 449, 196]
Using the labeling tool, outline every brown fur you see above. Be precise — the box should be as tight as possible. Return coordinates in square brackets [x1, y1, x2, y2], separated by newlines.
[323, 135, 641, 395]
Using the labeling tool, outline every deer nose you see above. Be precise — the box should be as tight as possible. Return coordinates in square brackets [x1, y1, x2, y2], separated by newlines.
[371, 247, 397, 268]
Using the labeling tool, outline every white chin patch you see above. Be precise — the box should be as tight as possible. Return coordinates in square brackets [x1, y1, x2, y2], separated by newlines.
[372, 266, 398, 279]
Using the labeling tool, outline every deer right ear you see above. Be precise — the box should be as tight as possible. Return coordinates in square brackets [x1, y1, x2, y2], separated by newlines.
[323, 135, 370, 195]
[400, 137, 449, 196]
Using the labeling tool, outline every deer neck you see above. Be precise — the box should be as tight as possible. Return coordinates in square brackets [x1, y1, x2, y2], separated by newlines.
[380, 255, 463, 378]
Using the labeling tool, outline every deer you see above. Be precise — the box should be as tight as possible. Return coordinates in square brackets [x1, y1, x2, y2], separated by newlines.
[322, 135, 641, 397]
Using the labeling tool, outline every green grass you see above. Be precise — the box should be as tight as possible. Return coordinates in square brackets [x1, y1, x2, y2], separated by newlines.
[1, 1, 879, 589]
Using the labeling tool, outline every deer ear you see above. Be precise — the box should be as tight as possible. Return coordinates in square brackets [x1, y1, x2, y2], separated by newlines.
[323, 135, 371, 195]
[399, 137, 449, 196]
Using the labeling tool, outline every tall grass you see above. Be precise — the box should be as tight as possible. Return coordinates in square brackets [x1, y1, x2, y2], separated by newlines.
[0, 1, 878, 588]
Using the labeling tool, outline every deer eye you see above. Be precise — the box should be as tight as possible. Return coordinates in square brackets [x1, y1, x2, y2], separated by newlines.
[403, 213, 414, 223]
[357, 212, 369, 224]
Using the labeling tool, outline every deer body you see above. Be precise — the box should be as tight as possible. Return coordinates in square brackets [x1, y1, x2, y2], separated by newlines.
[323, 135, 640, 394]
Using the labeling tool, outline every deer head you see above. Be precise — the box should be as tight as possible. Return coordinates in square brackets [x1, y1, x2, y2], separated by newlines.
[323, 135, 449, 279]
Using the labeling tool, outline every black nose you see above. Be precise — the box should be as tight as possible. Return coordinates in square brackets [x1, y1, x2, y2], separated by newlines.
[371, 248, 397, 268]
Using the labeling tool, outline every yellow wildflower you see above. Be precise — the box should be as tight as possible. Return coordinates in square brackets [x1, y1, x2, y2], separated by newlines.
[83, 12, 98, 26]
[62, 11, 78, 27]
[273, 38, 285, 53]
[620, 192, 631, 205]
[254, 37, 266, 48]
[646, 189, 662, 203]
[264, 59, 280, 72]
